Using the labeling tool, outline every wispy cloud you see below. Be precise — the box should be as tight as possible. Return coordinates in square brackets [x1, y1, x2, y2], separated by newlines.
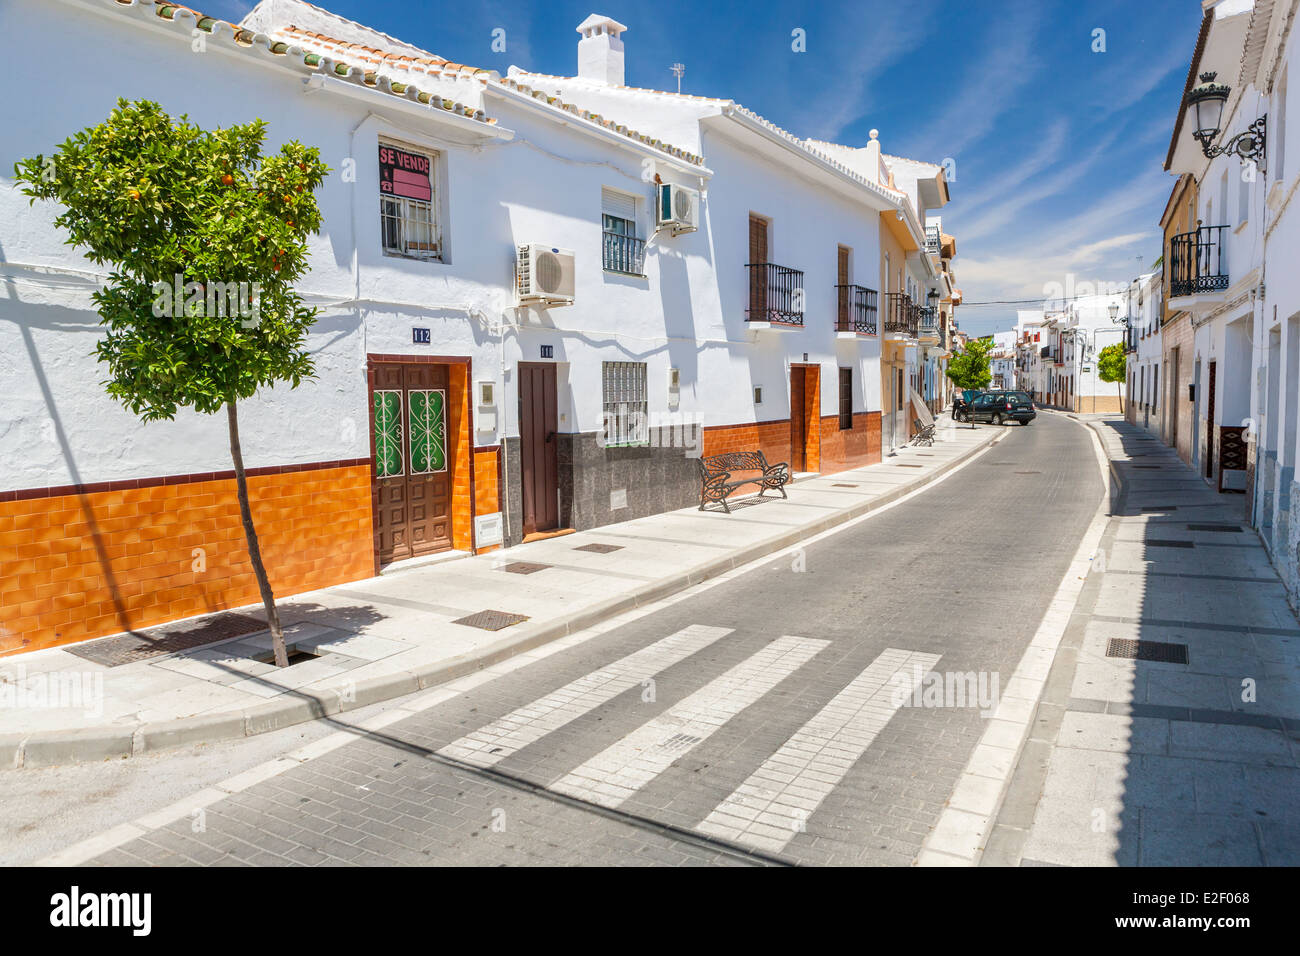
[903, 1, 1044, 161]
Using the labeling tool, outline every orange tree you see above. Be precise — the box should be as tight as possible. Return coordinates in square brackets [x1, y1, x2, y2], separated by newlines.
[14, 99, 329, 667]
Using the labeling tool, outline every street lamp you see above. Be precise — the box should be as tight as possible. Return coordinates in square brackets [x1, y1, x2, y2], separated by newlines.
[1185, 72, 1267, 170]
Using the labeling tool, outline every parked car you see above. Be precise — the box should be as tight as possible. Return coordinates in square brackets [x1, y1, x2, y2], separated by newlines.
[962, 390, 1036, 425]
[951, 389, 983, 420]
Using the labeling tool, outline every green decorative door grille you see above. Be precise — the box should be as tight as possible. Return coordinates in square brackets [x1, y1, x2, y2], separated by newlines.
[372, 390, 404, 478]
[408, 389, 447, 474]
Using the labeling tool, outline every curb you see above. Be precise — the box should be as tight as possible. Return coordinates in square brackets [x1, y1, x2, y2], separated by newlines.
[7, 426, 1001, 770]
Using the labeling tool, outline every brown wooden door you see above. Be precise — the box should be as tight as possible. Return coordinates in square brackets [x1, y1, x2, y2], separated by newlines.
[837, 245, 850, 329]
[790, 366, 806, 472]
[519, 362, 559, 535]
[749, 215, 768, 318]
[370, 361, 452, 566]
[1206, 360, 1216, 478]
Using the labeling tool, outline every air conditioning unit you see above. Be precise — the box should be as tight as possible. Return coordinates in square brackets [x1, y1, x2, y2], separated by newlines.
[516, 244, 576, 306]
[657, 182, 699, 235]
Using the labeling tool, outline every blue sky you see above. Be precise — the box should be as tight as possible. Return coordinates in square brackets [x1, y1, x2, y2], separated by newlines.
[206, 0, 1204, 338]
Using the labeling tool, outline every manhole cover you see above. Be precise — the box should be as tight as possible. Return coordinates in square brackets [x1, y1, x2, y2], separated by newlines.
[573, 543, 623, 554]
[1186, 523, 1245, 532]
[451, 610, 530, 631]
[65, 612, 269, 667]
[501, 562, 550, 574]
[1105, 638, 1189, 664]
[1146, 539, 1194, 548]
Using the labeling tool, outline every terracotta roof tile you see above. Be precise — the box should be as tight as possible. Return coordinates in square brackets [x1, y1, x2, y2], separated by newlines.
[108, 1, 496, 125]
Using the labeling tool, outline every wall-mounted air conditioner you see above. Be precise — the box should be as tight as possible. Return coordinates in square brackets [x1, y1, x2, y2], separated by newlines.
[657, 182, 699, 235]
[516, 244, 576, 306]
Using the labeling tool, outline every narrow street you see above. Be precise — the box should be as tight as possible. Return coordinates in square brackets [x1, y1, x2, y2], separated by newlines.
[20, 415, 1099, 866]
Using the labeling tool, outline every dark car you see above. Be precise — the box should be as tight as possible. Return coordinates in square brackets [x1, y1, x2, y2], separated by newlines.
[964, 390, 1036, 425]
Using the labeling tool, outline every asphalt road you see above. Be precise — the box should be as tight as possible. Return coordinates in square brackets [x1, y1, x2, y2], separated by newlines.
[11, 413, 1104, 866]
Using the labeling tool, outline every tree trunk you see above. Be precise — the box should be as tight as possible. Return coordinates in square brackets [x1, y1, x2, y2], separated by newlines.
[1118, 380, 1124, 416]
[226, 399, 288, 668]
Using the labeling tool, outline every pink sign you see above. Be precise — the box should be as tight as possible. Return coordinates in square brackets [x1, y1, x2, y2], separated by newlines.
[379, 145, 432, 202]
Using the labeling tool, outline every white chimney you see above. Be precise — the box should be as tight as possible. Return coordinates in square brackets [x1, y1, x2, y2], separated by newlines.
[576, 14, 628, 86]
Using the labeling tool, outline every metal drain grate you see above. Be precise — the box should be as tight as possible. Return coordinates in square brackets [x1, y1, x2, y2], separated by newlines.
[895, 463, 924, 468]
[451, 609, 530, 631]
[658, 733, 703, 754]
[1014, 470, 1042, 475]
[501, 562, 550, 574]
[1146, 539, 1195, 548]
[1141, 505, 1178, 511]
[573, 543, 623, 554]
[1105, 638, 1189, 664]
[1133, 465, 1164, 470]
[65, 612, 269, 667]
[832, 483, 859, 488]
[1186, 523, 1245, 532]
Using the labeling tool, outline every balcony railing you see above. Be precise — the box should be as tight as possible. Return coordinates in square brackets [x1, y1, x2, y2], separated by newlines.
[884, 292, 918, 336]
[746, 262, 805, 325]
[834, 284, 878, 334]
[918, 306, 938, 335]
[603, 231, 646, 276]
[925, 225, 941, 255]
[1169, 224, 1228, 298]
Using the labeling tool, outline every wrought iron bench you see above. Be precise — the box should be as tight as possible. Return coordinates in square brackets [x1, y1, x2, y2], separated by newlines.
[911, 418, 935, 446]
[697, 451, 790, 513]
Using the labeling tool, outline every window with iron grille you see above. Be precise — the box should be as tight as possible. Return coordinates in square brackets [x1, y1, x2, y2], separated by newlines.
[379, 142, 441, 261]
[602, 362, 649, 446]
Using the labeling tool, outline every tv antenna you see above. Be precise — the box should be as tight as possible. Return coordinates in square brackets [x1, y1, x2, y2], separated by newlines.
[670, 62, 685, 94]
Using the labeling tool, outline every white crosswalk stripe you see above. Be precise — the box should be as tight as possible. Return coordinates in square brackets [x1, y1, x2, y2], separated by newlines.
[549, 635, 829, 809]
[437, 624, 734, 768]
[696, 648, 941, 854]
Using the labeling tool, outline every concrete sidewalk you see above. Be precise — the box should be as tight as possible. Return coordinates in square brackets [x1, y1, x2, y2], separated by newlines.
[1, 418, 1000, 769]
[985, 417, 1300, 866]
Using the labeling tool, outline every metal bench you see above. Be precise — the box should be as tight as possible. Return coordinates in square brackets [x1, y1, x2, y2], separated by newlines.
[911, 418, 935, 446]
[696, 451, 790, 513]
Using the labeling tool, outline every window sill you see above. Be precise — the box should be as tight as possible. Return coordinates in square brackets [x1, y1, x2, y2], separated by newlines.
[602, 268, 648, 279]
[383, 250, 446, 264]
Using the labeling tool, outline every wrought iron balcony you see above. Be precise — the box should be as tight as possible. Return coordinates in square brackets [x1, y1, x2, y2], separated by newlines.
[746, 262, 805, 325]
[603, 231, 646, 276]
[1169, 224, 1228, 298]
[918, 306, 939, 336]
[925, 225, 942, 255]
[834, 284, 878, 334]
[884, 292, 919, 336]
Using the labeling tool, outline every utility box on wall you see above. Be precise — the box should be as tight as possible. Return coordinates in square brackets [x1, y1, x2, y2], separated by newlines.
[474, 512, 503, 547]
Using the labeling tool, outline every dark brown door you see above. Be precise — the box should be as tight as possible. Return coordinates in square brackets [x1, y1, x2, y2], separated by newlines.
[839, 367, 852, 430]
[837, 245, 850, 330]
[519, 362, 559, 535]
[1206, 360, 1217, 478]
[749, 215, 768, 319]
[370, 361, 452, 566]
[790, 365, 806, 472]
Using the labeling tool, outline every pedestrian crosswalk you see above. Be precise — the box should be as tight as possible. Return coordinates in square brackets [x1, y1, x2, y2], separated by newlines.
[550, 635, 829, 808]
[696, 648, 941, 853]
[443, 626, 941, 855]
[438, 624, 734, 768]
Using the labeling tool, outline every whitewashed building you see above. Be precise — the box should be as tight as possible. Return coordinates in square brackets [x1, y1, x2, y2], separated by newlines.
[0, 0, 954, 653]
